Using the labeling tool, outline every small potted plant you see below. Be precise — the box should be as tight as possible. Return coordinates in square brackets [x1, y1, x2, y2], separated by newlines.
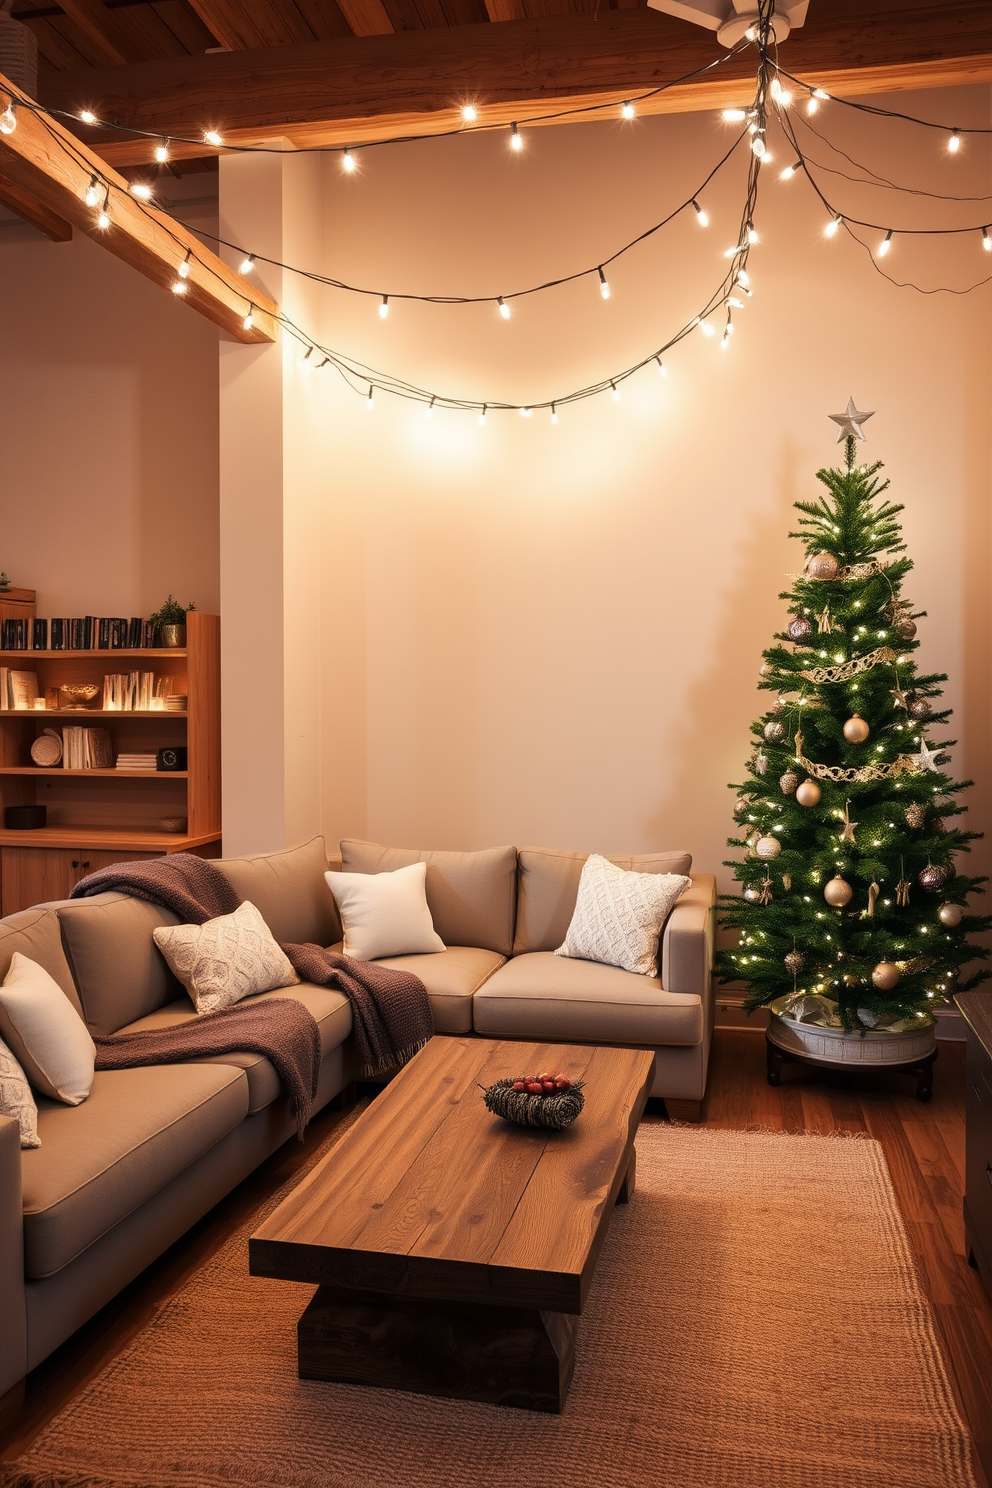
[150, 595, 195, 648]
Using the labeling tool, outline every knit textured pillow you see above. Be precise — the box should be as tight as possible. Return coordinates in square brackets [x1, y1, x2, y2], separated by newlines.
[555, 854, 691, 978]
[153, 900, 300, 1016]
[0, 1032, 40, 1148]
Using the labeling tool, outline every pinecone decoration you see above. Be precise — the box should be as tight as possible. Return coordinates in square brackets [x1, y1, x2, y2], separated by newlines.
[919, 864, 948, 892]
[779, 771, 799, 795]
[784, 950, 804, 976]
[905, 803, 926, 829]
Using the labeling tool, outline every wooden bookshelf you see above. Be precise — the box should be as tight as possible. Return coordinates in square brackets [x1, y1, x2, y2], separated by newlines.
[0, 612, 221, 914]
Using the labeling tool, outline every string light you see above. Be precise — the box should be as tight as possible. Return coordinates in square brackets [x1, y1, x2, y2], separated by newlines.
[806, 90, 819, 115]
[550, 402, 558, 423]
[366, 384, 374, 409]
[519, 406, 532, 417]
[96, 194, 111, 230]
[461, 105, 477, 122]
[497, 296, 510, 320]
[598, 267, 610, 299]
[780, 161, 800, 179]
[154, 140, 169, 163]
[342, 149, 356, 173]
[770, 78, 792, 107]
[620, 101, 636, 120]
[751, 136, 766, 158]
[171, 277, 187, 295]
[178, 250, 191, 278]
[656, 358, 668, 377]
[239, 253, 255, 274]
[379, 294, 389, 318]
[736, 268, 750, 286]
[610, 380, 621, 401]
[0, 101, 16, 135]
[301, 346, 314, 366]
[243, 307, 254, 331]
[747, 222, 758, 243]
[983, 227, 992, 253]
[699, 320, 716, 336]
[203, 129, 223, 146]
[825, 214, 842, 237]
[510, 122, 522, 151]
[79, 109, 97, 124]
[948, 129, 961, 153]
[84, 175, 101, 207]
[130, 182, 153, 200]
[426, 395, 436, 417]
[722, 107, 747, 122]
[878, 229, 893, 257]
[478, 404, 487, 426]
[692, 198, 708, 227]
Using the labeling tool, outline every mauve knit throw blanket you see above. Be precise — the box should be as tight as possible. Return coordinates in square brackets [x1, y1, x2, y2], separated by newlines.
[71, 853, 434, 1089]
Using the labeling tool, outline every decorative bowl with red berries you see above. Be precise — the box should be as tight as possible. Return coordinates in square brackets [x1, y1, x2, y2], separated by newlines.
[481, 1070, 586, 1129]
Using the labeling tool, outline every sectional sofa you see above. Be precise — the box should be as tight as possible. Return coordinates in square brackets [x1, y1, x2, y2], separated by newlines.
[0, 836, 715, 1402]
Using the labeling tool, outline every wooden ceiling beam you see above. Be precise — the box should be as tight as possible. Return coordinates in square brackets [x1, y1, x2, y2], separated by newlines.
[0, 68, 276, 340]
[55, 0, 137, 65]
[0, 177, 73, 239]
[35, 1, 992, 167]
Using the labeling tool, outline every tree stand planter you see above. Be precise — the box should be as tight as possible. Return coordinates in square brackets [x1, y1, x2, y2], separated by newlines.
[766, 1011, 938, 1102]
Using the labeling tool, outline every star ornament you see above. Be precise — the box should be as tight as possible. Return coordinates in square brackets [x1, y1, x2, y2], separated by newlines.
[915, 738, 942, 773]
[829, 398, 875, 443]
[838, 799, 858, 844]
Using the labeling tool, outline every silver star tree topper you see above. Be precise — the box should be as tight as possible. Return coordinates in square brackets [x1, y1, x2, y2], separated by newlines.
[829, 398, 875, 443]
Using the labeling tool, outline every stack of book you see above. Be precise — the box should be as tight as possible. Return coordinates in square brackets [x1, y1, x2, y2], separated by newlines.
[61, 728, 113, 770]
[103, 672, 157, 710]
[165, 695, 187, 712]
[115, 753, 158, 772]
[0, 668, 39, 709]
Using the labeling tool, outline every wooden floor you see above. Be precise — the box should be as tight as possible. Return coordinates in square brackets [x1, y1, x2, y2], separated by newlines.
[3, 1029, 992, 1485]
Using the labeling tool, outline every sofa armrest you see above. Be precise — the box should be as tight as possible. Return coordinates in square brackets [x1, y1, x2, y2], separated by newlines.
[661, 875, 716, 1000]
[0, 1114, 27, 1398]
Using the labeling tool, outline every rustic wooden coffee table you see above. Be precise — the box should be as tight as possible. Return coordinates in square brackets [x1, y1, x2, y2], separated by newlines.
[249, 1035, 654, 1412]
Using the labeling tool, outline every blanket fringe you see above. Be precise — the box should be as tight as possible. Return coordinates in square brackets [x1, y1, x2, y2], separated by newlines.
[361, 1036, 431, 1079]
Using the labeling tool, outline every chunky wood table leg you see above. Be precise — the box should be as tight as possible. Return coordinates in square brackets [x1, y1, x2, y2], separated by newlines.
[617, 1146, 636, 1203]
[298, 1285, 579, 1412]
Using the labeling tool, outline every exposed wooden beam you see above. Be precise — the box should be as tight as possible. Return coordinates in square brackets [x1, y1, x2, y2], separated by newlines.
[184, 0, 317, 48]
[55, 0, 134, 64]
[36, 0, 992, 167]
[0, 177, 73, 239]
[333, 0, 394, 37]
[0, 69, 276, 341]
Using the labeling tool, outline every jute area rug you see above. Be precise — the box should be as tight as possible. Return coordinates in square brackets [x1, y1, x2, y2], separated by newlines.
[3, 1125, 976, 1488]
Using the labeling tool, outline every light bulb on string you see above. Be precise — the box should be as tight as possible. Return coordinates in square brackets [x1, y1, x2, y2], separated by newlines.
[727, 296, 745, 309]
[379, 295, 389, 318]
[699, 320, 716, 337]
[84, 175, 101, 207]
[692, 198, 708, 227]
[366, 385, 375, 410]
[130, 182, 152, 200]
[301, 346, 314, 368]
[878, 229, 893, 257]
[243, 307, 254, 331]
[497, 296, 510, 320]
[656, 358, 668, 377]
[825, 214, 842, 237]
[0, 102, 17, 135]
[620, 100, 635, 120]
[747, 223, 758, 244]
[806, 91, 819, 114]
[461, 105, 477, 122]
[342, 149, 356, 172]
[96, 195, 111, 230]
[780, 161, 800, 180]
[722, 107, 747, 122]
[598, 267, 610, 300]
[948, 129, 961, 153]
[983, 227, 992, 252]
[239, 253, 255, 275]
[751, 136, 766, 158]
[203, 129, 223, 146]
[510, 122, 522, 151]
[154, 140, 169, 163]
[171, 277, 187, 295]
[610, 381, 621, 401]
[519, 406, 532, 418]
[736, 268, 750, 286]
[478, 404, 487, 426]
[79, 109, 97, 124]
[178, 250, 191, 279]
[426, 395, 436, 418]
[550, 403, 559, 424]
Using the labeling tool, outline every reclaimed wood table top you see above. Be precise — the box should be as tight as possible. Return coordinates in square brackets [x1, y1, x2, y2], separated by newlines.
[250, 1035, 654, 1315]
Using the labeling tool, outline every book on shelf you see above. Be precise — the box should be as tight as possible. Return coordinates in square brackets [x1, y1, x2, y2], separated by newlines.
[103, 671, 159, 711]
[60, 727, 113, 770]
[32, 619, 48, 650]
[114, 752, 158, 772]
[0, 668, 40, 710]
[1, 615, 175, 653]
[1, 619, 29, 650]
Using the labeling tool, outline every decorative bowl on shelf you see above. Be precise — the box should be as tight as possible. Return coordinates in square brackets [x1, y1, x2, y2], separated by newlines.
[481, 1072, 585, 1130]
[60, 683, 100, 709]
[159, 816, 188, 834]
[30, 730, 63, 767]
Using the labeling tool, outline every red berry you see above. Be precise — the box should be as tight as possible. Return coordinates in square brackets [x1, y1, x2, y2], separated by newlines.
[542, 1080, 556, 1094]
[526, 1081, 543, 1095]
[538, 1071, 553, 1082]
[512, 1080, 526, 1093]
[554, 1077, 571, 1092]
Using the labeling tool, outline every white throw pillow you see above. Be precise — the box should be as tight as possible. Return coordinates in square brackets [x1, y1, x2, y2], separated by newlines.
[324, 861, 445, 961]
[0, 1032, 40, 1148]
[153, 900, 300, 1016]
[0, 952, 95, 1105]
[555, 854, 691, 978]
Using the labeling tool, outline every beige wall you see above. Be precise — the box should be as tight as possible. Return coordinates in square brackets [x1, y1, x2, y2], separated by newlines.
[315, 84, 992, 888]
[0, 211, 220, 619]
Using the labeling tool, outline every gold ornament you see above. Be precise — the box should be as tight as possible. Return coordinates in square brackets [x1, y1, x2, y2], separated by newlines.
[796, 779, 822, 808]
[784, 950, 804, 976]
[843, 973, 859, 987]
[806, 551, 840, 580]
[895, 858, 911, 907]
[824, 874, 853, 908]
[816, 606, 834, 634]
[782, 873, 792, 891]
[889, 679, 909, 710]
[837, 799, 858, 844]
[755, 835, 782, 860]
[758, 876, 774, 905]
[905, 802, 926, 829]
[896, 615, 918, 640]
[743, 886, 762, 902]
[764, 720, 786, 743]
[800, 646, 896, 685]
[871, 962, 901, 991]
[734, 796, 749, 815]
[939, 903, 964, 928]
[779, 771, 799, 795]
[759, 663, 772, 677]
[843, 714, 870, 744]
[866, 881, 880, 917]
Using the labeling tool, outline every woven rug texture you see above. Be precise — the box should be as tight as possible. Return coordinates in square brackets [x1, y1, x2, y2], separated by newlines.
[3, 1124, 976, 1488]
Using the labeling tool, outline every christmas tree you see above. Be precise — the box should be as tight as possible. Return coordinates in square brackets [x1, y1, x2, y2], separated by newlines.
[718, 402, 991, 1032]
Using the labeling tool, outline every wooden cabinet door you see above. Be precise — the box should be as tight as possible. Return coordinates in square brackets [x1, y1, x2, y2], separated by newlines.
[71, 850, 159, 880]
[1, 848, 77, 916]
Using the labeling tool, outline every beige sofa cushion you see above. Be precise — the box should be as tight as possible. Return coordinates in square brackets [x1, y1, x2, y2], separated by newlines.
[329, 944, 504, 1035]
[57, 895, 185, 1036]
[0, 906, 84, 1017]
[21, 1063, 248, 1278]
[513, 847, 693, 955]
[473, 951, 703, 1047]
[119, 983, 353, 1115]
[217, 837, 341, 947]
[340, 840, 517, 957]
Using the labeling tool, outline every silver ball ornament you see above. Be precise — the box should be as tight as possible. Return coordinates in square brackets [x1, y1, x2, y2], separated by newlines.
[763, 720, 786, 743]
[938, 903, 964, 928]
[784, 950, 804, 976]
[779, 771, 799, 795]
[896, 616, 918, 640]
[807, 551, 839, 581]
[909, 698, 932, 721]
[843, 714, 870, 744]
[796, 779, 822, 808]
[755, 835, 782, 860]
[787, 617, 814, 642]
[824, 874, 853, 907]
[918, 864, 948, 892]
[743, 886, 762, 902]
